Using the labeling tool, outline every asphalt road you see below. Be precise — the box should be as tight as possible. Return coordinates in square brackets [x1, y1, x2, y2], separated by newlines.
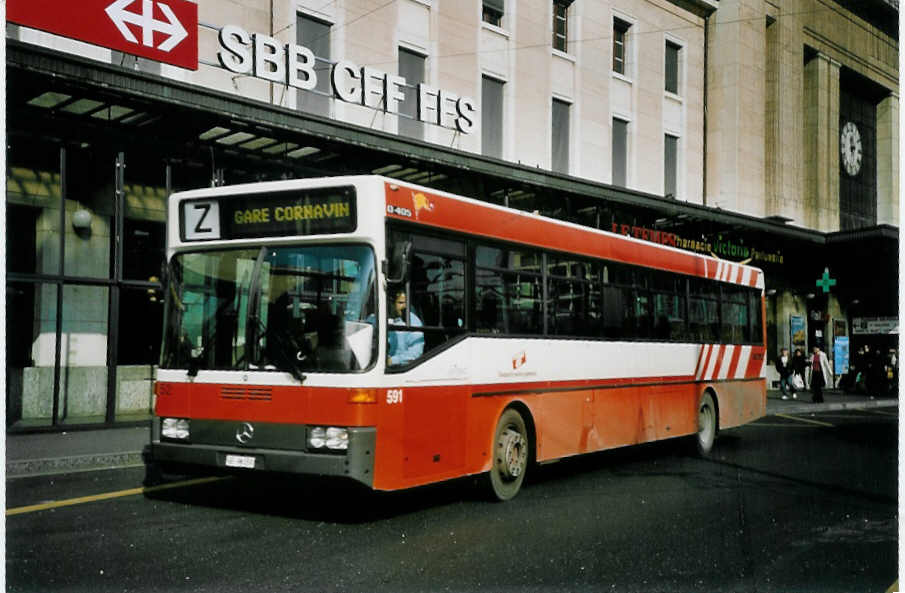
[6, 408, 897, 593]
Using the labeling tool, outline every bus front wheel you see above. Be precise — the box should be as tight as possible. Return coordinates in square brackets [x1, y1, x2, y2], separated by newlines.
[696, 392, 718, 456]
[487, 408, 530, 501]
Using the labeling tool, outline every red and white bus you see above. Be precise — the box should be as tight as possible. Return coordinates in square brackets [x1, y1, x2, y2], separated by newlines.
[149, 175, 766, 500]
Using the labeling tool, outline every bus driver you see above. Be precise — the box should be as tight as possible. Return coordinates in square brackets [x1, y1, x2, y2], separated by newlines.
[387, 288, 423, 367]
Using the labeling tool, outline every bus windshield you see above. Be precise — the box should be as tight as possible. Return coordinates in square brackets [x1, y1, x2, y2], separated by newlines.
[161, 244, 378, 376]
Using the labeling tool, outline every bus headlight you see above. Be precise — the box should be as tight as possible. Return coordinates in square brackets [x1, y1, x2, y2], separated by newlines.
[309, 426, 326, 449]
[161, 418, 190, 440]
[325, 427, 349, 450]
[308, 426, 349, 451]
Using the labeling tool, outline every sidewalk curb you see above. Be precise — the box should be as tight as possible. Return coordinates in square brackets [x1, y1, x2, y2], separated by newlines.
[766, 398, 898, 416]
[7, 452, 145, 479]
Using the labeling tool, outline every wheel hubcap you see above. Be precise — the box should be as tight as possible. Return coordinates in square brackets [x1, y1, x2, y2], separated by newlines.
[498, 427, 527, 480]
[698, 404, 714, 443]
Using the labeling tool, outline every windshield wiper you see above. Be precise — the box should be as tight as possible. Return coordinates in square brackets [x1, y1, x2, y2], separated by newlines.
[253, 319, 307, 383]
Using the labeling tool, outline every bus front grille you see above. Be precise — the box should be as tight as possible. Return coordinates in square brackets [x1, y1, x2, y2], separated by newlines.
[220, 386, 273, 401]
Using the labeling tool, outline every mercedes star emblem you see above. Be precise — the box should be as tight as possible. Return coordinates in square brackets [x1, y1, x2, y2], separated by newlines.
[235, 422, 255, 444]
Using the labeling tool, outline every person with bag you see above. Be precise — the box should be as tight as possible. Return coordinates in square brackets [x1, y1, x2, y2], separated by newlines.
[776, 348, 797, 400]
[807, 345, 833, 404]
[791, 348, 808, 392]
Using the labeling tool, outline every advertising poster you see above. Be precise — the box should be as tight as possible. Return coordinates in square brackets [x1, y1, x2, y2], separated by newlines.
[790, 315, 806, 348]
[834, 336, 850, 375]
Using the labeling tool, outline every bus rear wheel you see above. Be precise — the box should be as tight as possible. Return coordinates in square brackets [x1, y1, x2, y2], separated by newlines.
[696, 392, 718, 456]
[487, 408, 530, 501]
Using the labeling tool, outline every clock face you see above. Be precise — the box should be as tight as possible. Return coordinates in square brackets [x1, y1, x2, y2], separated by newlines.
[840, 121, 862, 176]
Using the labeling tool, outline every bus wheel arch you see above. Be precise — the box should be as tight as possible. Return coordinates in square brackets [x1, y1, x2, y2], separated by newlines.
[695, 388, 720, 456]
[486, 403, 535, 501]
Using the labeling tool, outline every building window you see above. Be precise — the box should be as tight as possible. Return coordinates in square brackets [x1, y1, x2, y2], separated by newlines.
[553, 1, 569, 52]
[483, 0, 504, 27]
[612, 118, 628, 186]
[664, 134, 679, 198]
[482, 76, 504, 158]
[399, 48, 426, 140]
[297, 14, 331, 116]
[613, 18, 630, 76]
[552, 99, 570, 173]
[665, 40, 681, 95]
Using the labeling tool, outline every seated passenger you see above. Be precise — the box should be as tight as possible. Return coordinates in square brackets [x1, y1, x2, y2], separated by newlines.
[387, 288, 424, 366]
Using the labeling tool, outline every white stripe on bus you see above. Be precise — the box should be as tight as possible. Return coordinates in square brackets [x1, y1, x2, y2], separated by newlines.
[695, 345, 711, 380]
[704, 345, 721, 380]
[735, 346, 752, 379]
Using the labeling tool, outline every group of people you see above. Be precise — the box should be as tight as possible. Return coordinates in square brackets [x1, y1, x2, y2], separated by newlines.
[842, 345, 898, 396]
[775, 346, 832, 403]
[776, 343, 899, 402]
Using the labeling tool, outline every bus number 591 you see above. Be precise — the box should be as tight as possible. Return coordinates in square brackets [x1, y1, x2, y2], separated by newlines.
[386, 389, 404, 404]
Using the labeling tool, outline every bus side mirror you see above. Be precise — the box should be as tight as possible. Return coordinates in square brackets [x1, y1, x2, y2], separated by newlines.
[385, 240, 412, 284]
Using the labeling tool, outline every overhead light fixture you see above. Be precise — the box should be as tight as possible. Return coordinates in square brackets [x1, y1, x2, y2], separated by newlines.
[27, 92, 71, 109]
[287, 146, 320, 158]
[72, 209, 92, 232]
[216, 132, 255, 145]
[61, 98, 104, 115]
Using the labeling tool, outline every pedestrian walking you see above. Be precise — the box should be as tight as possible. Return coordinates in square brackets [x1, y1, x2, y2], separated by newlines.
[775, 348, 797, 400]
[807, 345, 832, 404]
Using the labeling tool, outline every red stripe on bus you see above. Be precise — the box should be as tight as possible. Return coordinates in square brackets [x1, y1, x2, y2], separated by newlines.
[385, 183, 758, 285]
[710, 345, 727, 379]
[695, 345, 710, 379]
[699, 345, 715, 380]
[726, 345, 744, 378]
[745, 347, 767, 378]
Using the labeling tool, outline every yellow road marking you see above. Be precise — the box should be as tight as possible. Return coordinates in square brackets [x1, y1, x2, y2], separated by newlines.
[774, 413, 835, 428]
[6, 476, 228, 516]
[866, 409, 899, 417]
[886, 580, 898, 593]
[751, 422, 820, 428]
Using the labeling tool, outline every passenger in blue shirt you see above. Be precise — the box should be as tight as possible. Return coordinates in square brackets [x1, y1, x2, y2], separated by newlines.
[387, 289, 424, 366]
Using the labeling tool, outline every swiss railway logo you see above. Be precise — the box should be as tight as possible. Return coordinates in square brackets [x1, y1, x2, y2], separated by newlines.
[106, 0, 189, 54]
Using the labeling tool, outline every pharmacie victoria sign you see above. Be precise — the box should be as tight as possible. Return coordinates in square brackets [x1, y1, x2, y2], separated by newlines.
[217, 25, 478, 134]
[611, 222, 785, 266]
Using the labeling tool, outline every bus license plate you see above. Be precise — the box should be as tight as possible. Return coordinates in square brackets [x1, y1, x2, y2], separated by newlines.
[225, 454, 256, 469]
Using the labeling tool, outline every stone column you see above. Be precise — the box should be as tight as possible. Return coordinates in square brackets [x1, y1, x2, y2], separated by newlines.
[704, 0, 766, 215]
[764, 10, 803, 220]
[803, 52, 840, 231]
[876, 92, 899, 225]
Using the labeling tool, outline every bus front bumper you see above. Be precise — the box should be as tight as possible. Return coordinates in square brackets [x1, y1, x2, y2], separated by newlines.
[147, 421, 376, 488]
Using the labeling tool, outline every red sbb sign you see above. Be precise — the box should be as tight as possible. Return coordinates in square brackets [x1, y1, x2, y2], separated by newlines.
[8, 0, 198, 70]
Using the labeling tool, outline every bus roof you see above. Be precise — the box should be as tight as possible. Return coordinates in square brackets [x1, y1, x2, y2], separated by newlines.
[169, 175, 764, 290]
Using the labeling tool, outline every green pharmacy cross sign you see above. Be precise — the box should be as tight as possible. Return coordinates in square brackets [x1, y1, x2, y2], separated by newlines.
[816, 267, 837, 293]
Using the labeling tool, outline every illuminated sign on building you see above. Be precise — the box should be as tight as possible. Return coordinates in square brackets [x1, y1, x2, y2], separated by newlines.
[611, 223, 784, 265]
[217, 25, 477, 134]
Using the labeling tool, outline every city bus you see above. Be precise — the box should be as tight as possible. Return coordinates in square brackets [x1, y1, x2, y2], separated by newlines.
[147, 175, 766, 501]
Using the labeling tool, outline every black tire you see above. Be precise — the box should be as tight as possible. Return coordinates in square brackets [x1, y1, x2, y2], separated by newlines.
[487, 408, 530, 501]
[695, 392, 718, 456]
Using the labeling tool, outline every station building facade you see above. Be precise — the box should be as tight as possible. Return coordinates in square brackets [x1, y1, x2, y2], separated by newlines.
[4, 0, 898, 430]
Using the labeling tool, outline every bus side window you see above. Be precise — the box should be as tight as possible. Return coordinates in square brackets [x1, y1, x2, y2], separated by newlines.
[391, 231, 467, 364]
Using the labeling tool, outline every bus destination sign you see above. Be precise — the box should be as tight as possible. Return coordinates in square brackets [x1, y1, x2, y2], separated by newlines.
[181, 187, 357, 241]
